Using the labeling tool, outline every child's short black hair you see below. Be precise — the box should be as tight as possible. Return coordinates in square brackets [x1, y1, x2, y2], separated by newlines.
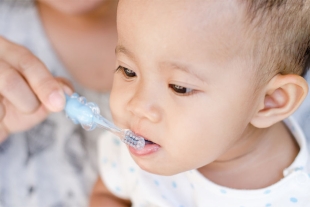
[240, 0, 310, 78]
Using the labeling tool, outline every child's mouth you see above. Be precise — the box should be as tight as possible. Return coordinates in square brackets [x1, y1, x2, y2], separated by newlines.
[144, 139, 155, 145]
[129, 137, 160, 156]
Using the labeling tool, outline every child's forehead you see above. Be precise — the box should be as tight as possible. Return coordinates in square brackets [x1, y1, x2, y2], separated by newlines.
[117, 0, 251, 62]
[118, 0, 244, 27]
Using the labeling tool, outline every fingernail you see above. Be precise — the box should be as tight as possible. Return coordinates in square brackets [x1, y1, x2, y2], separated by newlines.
[49, 90, 65, 111]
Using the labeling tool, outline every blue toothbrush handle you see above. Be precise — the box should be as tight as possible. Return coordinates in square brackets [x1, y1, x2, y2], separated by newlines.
[64, 93, 145, 150]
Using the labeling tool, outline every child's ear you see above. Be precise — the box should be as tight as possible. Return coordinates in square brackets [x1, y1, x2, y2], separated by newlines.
[251, 74, 308, 128]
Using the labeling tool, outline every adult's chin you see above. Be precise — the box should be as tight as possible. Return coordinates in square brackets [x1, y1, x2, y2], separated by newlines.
[37, 0, 109, 15]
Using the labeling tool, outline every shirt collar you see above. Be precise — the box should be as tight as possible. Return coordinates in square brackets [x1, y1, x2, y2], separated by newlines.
[282, 116, 309, 176]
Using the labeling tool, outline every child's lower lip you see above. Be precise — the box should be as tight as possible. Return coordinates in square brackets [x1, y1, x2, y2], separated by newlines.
[129, 142, 160, 156]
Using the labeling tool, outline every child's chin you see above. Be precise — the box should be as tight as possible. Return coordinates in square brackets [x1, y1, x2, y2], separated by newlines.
[132, 158, 181, 175]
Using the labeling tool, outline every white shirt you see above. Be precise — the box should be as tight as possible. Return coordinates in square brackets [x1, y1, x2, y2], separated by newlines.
[98, 117, 310, 207]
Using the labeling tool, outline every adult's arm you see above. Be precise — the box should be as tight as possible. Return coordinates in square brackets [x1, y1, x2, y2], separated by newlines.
[89, 177, 132, 207]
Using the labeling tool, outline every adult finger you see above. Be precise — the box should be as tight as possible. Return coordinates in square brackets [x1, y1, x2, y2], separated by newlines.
[0, 96, 8, 142]
[0, 122, 9, 143]
[0, 61, 40, 113]
[0, 37, 65, 112]
[0, 95, 5, 121]
[55, 77, 74, 95]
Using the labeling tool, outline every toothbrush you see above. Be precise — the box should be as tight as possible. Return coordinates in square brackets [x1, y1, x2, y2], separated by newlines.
[64, 93, 145, 150]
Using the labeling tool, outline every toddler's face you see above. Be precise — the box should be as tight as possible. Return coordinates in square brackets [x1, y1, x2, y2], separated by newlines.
[111, 0, 263, 175]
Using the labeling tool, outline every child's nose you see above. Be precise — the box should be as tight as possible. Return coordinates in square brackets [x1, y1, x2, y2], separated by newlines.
[126, 85, 162, 123]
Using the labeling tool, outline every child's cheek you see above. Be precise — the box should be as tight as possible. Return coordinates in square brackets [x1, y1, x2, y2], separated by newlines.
[109, 89, 121, 121]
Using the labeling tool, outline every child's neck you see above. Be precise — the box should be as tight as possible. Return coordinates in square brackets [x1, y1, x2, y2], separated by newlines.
[198, 121, 299, 189]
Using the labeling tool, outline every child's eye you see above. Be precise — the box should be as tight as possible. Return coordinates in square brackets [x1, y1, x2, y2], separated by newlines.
[169, 84, 194, 95]
[116, 66, 136, 78]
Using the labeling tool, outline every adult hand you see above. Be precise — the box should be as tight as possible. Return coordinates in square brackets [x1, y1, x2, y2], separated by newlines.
[0, 36, 72, 143]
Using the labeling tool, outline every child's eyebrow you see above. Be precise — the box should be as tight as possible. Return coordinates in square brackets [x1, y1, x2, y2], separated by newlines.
[160, 62, 207, 83]
[115, 45, 135, 60]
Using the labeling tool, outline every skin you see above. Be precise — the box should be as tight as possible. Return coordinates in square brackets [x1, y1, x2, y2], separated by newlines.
[112, 0, 305, 187]
[90, 0, 308, 205]
[0, 0, 117, 141]
[37, 0, 108, 15]
[37, 0, 118, 91]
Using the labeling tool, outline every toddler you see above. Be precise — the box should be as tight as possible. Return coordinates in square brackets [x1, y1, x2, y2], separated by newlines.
[90, 0, 310, 206]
